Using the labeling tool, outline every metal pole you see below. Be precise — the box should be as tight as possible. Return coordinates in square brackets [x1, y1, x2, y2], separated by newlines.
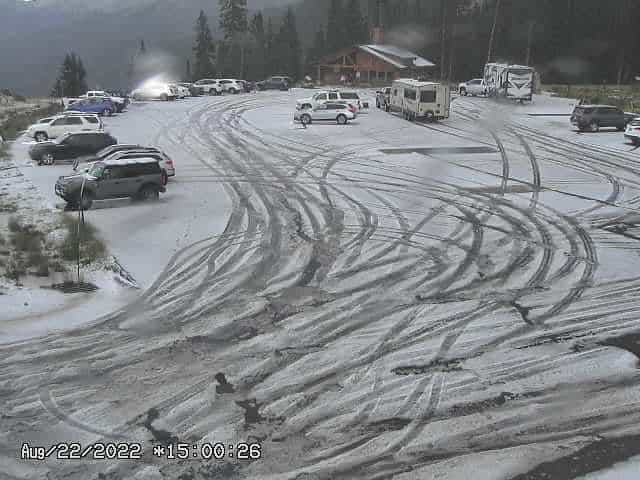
[77, 174, 87, 283]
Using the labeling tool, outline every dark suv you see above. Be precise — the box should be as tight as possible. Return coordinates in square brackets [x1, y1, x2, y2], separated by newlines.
[256, 76, 291, 91]
[29, 132, 117, 165]
[570, 105, 634, 132]
[55, 157, 166, 209]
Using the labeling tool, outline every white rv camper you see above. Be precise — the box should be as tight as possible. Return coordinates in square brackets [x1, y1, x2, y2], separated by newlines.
[484, 63, 534, 102]
[389, 79, 450, 121]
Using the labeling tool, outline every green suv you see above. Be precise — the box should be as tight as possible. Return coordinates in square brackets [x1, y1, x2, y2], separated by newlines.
[55, 157, 166, 209]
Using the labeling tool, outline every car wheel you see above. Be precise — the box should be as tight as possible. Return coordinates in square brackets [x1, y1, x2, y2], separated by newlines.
[79, 192, 93, 210]
[337, 114, 348, 125]
[35, 132, 48, 142]
[301, 114, 312, 125]
[589, 121, 600, 132]
[376, 100, 380, 108]
[160, 93, 168, 101]
[139, 185, 159, 201]
[230, 88, 238, 94]
[460, 88, 467, 96]
[42, 153, 54, 165]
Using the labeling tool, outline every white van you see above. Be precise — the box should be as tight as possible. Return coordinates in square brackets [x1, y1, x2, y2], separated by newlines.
[389, 79, 450, 122]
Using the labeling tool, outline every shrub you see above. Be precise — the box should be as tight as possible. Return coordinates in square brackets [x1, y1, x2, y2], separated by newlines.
[60, 216, 106, 263]
[6, 253, 26, 284]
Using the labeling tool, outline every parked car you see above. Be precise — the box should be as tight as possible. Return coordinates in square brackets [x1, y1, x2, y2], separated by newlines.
[55, 157, 166, 210]
[72, 144, 175, 182]
[256, 76, 291, 91]
[624, 118, 640, 145]
[82, 90, 128, 112]
[169, 83, 190, 99]
[218, 79, 243, 94]
[239, 80, 255, 93]
[570, 105, 635, 132]
[294, 103, 356, 125]
[28, 132, 117, 165]
[65, 97, 116, 116]
[193, 79, 223, 95]
[376, 87, 392, 110]
[178, 83, 196, 96]
[27, 113, 103, 142]
[458, 79, 487, 96]
[297, 90, 367, 112]
[131, 82, 178, 101]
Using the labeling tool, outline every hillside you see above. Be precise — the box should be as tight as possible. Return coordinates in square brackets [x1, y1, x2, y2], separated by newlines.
[0, 0, 300, 95]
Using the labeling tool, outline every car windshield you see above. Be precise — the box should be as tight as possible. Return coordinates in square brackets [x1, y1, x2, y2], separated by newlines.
[88, 162, 105, 177]
[6, 3, 640, 480]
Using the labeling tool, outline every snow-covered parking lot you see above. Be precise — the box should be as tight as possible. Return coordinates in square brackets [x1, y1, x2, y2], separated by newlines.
[3, 90, 640, 479]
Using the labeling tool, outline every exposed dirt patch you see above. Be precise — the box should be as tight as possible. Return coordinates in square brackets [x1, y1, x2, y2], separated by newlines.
[392, 358, 464, 375]
[45, 281, 98, 294]
[601, 331, 640, 361]
[510, 432, 640, 480]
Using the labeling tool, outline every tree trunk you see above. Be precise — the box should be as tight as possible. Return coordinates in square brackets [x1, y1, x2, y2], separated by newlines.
[439, 0, 447, 80]
[525, 21, 534, 66]
[487, 0, 501, 64]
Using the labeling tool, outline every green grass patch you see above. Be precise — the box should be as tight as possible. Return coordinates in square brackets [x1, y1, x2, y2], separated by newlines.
[544, 84, 640, 112]
[60, 216, 106, 264]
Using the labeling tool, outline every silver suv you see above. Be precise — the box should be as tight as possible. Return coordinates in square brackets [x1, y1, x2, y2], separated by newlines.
[55, 157, 166, 209]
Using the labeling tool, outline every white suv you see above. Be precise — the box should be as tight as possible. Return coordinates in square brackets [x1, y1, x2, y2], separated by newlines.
[218, 79, 243, 94]
[193, 79, 223, 95]
[28, 113, 103, 142]
[458, 79, 486, 96]
[297, 90, 367, 111]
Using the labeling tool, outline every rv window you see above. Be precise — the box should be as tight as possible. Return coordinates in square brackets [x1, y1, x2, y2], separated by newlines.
[420, 91, 436, 103]
[404, 89, 416, 100]
[509, 69, 532, 76]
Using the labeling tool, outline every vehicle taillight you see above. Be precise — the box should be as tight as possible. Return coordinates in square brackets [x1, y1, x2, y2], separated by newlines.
[348, 104, 356, 113]
[165, 158, 174, 166]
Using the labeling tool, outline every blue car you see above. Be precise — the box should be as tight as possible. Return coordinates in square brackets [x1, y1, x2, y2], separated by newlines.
[65, 97, 116, 116]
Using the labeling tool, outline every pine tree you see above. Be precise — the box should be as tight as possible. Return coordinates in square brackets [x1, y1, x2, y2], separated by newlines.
[265, 17, 275, 76]
[345, 0, 367, 45]
[312, 25, 326, 61]
[327, 0, 345, 52]
[219, 0, 248, 40]
[192, 10, 216, 79]
[51, 52, 88, 97]
[74, 55, 88, 94]
[305, 25, 325, 76]
[275, 7, 302, 80]
[249, 12, 267, 80]
[185, 59, 192, 82]
[219, 0, 248, 77]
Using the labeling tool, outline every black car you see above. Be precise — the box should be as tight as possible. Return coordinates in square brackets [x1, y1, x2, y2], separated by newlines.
[240, 80, 255, 93]
[28, 132, 117, 166]
[570, 104, 635, 132]
[256, 76, 291, 91]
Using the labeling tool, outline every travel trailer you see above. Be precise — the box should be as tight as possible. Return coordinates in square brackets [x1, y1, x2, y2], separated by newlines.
[484, 63, 535, 102]
[389, 79, 451, 122]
